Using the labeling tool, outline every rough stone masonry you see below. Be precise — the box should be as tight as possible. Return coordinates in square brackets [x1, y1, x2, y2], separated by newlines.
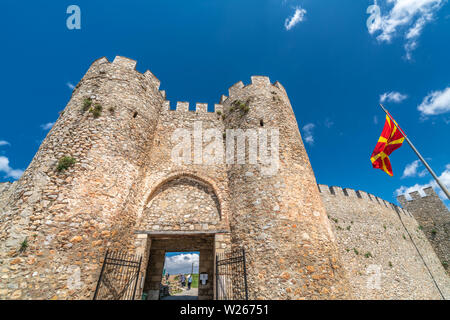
[0, 56, 448, 300]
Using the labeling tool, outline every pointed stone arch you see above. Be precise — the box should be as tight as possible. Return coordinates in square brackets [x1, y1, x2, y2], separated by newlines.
[138, 172, 225, 232]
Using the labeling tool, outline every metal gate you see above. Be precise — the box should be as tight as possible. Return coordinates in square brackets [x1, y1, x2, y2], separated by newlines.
[216, 248, 248, 300]
[93, 249, 142, 300]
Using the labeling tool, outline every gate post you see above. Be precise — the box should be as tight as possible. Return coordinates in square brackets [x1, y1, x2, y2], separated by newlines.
[242, 248, 248, 300]
[93, 249, 109, 300]
[132, 256, 143, 300]
[215, 254, 219, 300]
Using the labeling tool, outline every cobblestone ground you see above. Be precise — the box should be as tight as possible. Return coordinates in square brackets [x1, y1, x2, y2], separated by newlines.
[161, 288, 198, 300]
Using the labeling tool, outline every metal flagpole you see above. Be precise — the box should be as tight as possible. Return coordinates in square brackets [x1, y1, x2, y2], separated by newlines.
[380, 104, 449, 200]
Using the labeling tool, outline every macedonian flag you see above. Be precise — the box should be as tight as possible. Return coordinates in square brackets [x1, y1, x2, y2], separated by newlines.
[370, 115, 405, 176]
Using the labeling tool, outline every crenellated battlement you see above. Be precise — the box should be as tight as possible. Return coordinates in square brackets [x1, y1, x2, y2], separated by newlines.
[162, 100, 224, 114]
[3, 55, 449, 300]
[86, 57, 288, 118]
[396, 186, 438, 204]
[219, 95, 228, 104]
[223, 76, 287, 103]
[396, 187, 449, 274]
[397, 186, 449, 218]
[80, 56, 165, 100]
[320, 183, 450, 299]
[86, 58, 288, 117]
[112, 55, 137, 69]
[318, 184, 412, 216]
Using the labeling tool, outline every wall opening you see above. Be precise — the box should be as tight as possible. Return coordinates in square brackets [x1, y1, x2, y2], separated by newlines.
[160, 251, 199, 300]
[142, 234, 215, 300]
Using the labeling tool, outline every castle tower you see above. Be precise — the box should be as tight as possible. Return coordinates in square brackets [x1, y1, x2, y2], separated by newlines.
[0, 56, 165, 299]
[5, 56, 450, 300]
[222, 77, 351, 299]
[398, 187, 450, 273]
[1, 57, 354, 300]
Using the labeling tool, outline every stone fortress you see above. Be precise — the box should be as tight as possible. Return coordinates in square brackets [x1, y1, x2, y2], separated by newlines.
[0, 56, 448, 300]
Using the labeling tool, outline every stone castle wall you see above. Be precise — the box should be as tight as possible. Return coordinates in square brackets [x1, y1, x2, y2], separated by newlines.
[397, 187, 449, 274]
[0, 56, 351, 300]
[129, 73, 352, 299]
[0, 182, 16, 209]
[134, 97, 230, 235]
[0, 182, 11, 195]
[0, 56, 165, 299]
[319, 184, 450, 299]
[0, 55, 448, 300]
[220, 78, 351, 299]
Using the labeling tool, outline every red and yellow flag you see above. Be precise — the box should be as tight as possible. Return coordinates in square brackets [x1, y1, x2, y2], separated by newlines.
[370, 115, 405, 176]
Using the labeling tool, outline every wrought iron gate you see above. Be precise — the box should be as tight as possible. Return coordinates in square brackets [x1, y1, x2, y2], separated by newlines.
[93, 249, 142, 300]
[216, 248, 248, 300]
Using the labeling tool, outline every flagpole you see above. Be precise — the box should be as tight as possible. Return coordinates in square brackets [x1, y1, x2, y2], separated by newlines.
[380, 104, 449, 200]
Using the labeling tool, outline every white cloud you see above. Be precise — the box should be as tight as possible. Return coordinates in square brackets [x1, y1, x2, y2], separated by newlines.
[417, 87, 450, 116]
[0, 140, 10, 147]
[164, 253, 199, 275]
[418, 169, 428, 177]
[402, 160, 420, 178]
[66, 82, 75, 90]
[0, 156, 23, 180]
[396, 163, 450, 202]
[402, 159, 429, 178]
[302, 123, 315, 145]
[284, 6, 307, 30]
[368, 0, 445, 59]
[40, 122, 54, 131]
[380, 91, 408, 103]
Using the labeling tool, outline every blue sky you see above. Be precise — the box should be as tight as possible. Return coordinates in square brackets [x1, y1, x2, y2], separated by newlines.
[1, 0, 449, 207]
[164, 252, 199, 275]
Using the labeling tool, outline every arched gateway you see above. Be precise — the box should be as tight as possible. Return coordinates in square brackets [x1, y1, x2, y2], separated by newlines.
[133, 174, 230, 300]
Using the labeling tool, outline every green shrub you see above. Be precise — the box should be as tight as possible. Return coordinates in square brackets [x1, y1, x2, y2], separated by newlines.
[108, 106, 115, 114]
[389, 261, 393, 267]
[57, 156, 76, 172]
[231, 100, 250, 115]
[353, 248, 359, 255]
[19, 237, 28, 253]
[89, 104, 102, 118]
[82, 98, 92, 112]
[364, 252, 372, 258]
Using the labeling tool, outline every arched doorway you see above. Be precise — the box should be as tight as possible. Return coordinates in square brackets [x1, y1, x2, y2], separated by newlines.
[137, 174, 225, 300]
